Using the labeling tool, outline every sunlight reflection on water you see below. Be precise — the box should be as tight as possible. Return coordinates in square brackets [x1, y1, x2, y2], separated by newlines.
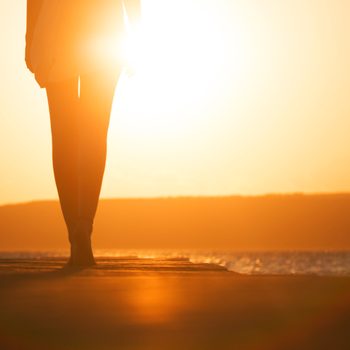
[1, 250, 350, 276]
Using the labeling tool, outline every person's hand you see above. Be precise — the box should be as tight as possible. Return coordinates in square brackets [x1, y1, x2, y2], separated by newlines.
[25, 42, 34, 73]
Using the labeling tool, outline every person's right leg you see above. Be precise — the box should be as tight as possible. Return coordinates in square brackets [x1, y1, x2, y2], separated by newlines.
[46, 77, 80, 245]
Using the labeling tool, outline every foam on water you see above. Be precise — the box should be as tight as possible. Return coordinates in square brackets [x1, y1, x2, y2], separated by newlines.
[1, 250, 350, 276]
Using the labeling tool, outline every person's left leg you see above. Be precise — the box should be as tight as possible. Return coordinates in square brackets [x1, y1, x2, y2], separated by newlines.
[72, 68, 120, 265]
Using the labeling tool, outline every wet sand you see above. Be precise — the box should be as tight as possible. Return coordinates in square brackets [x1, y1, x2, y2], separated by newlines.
[0, 257, 350, 350]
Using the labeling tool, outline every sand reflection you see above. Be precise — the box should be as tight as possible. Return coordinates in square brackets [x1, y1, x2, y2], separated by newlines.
[123, 276, 180, 325]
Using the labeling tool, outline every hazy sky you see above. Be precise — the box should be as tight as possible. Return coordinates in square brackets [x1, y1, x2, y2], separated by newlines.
[1, 0, 350, 205]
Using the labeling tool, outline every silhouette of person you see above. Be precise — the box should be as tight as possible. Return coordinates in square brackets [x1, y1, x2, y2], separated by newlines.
[25, 0, 141, 266]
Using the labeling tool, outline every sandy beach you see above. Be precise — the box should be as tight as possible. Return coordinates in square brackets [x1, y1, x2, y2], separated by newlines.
[0, 257, 350, 350]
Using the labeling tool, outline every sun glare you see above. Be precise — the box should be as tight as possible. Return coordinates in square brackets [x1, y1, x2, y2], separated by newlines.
[109, 1, 243, 143]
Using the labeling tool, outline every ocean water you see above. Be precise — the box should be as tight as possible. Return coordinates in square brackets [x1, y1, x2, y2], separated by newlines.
[1, 250, 350, 276]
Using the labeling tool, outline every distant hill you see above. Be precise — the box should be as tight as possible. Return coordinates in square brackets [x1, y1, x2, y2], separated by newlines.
[1, 194, 350, 251]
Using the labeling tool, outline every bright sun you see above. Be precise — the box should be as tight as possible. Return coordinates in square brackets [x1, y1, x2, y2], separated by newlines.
[109, 0, 243, 144]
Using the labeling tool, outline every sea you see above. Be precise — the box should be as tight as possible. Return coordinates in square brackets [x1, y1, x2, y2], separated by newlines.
[1, 250, 350, 276]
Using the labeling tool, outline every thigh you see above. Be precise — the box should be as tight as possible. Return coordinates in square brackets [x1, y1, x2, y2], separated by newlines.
[79, 68, 121, 138]
[46, 77, 80, 142]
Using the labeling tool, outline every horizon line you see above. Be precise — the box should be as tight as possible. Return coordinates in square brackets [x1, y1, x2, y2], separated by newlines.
[2, 191, 350, 207]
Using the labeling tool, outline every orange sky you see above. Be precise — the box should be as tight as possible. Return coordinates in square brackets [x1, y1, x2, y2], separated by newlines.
[1, 0, 350, 205]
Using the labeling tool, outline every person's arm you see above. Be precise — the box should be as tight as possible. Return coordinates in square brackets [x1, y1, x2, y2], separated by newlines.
[123, 0, 141, 27]
[25, 0, 43, 72]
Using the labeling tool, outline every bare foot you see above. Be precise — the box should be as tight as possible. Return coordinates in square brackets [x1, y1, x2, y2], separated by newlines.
[67, 219, 96, 267]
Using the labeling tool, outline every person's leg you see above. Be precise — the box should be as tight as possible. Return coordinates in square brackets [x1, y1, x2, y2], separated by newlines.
[45, 69, 120, 266]
[46, 77, 80, 241]
[77, 69, 120, 229]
